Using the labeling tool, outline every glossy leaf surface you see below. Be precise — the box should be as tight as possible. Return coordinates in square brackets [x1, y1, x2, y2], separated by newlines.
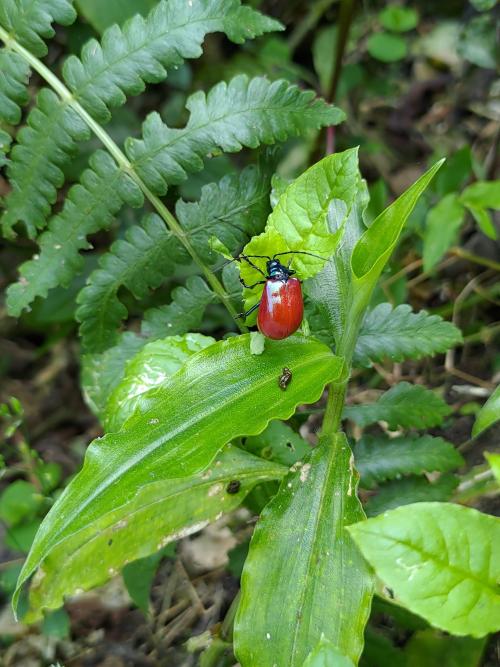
[303, 638, 355, 667]
[23, 446, 286, 620]
[15, 334, 343, 619]
[348, 502, 500, 636]
[235, 433, 373, 666]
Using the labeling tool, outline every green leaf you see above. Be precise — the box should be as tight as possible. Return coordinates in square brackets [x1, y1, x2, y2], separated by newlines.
[104, 333, 216, 432]
[354, 303, 462, 367]
[379, 6, 418, 32]
[355, 434, 464, 489]
[485, 452, 500, 484]
[76, 214, 187, 352]
[65, 0, 282, 122]
[0, 481, 42, 526]
[122, 545, 174, 614]
[0, 128, 11, 168]
[41, 607, 70, 639]
[423, 194, 465, 271]
[404, 629, 486, 667]
[344, 382, 451, 430]
[0, 49, 30, 125]
[126, 74, 345, 195]
[1, 89, 90, 238]
[22, 445, 286, 621]
[0, 0, 76, 57]
[76, 0, 158, 33]
[81, 332, 145, 419]
[244, 420, 310, 466]
[15, 335, 342, 619]
[472, 384, 500, 437]
[460, 180, 500, 210]
[367, 33, 407, 62]
[6, 518, 42, 553]
[458, 14, 498, 69]
[234, 433, 373, 666]
[360, 628, 406, 667]
[141, 276, 216, 339]
[365, 474, 459, 517]
[303, 638, 355, 667]
[312, 26, 337, 96]
[241, 148, 359, 316]
[347, 502, 500, 637]
[176, 161, 273, 265]
[470, 0, 497, 9]
[6, 150, 144, 317]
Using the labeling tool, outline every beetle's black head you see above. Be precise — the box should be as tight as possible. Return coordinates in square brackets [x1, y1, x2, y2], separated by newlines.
[266, 258, 295, 280]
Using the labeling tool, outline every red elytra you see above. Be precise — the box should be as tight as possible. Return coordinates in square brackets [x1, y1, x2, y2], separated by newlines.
[257, 277, 304, 340]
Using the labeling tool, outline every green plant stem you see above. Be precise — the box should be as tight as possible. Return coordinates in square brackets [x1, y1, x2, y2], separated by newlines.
[288, 0, 338, 52]
[450, 246, 500, 272]
[322, 380, 347, 434]
[0, 27, 246, 333]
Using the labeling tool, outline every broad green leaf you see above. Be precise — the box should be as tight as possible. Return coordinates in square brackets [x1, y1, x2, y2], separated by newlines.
[423, 194, 465, 271]
[15, 335, 343, 619]
[354, 303, 462, 367]
[104, 333, 216, 432]
[127, 75, 344, 196]
[0, 0, 76, 57]
[312, 26, 337, 96]
[234, 433, 373, 666]
[365, 475, 458, 516]
[379, 6, 418, 32]
[343, 382, 451, 429]
[0, 481, 42, 526]
[303, 638, 355, 667]
[355, 434, 464, 489]
[484, 452, 500, 484]
[41, 607, 70, 639]
[360, 628, 405, 667]
[467, 205, 496, 239]
[460, 180, 500, 210]
[470, 0, 496, 9]
[20, 445, 287, 621]
[367, 33, 407, 62]
[76, 0, 158, 33]
[404, 629, 486, 667]
[472, 384, 500, 437]
[122, 544, 174, 614]
[348, 502, 500, 637]
[242, 148, 360, 316]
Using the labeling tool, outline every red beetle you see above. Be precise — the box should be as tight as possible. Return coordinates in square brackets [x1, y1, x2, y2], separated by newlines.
[238, 252, 323, 340]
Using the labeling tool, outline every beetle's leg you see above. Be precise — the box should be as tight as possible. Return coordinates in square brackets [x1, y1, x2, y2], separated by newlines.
[236, 302, 261, 320]
[239, 278, 266, 289]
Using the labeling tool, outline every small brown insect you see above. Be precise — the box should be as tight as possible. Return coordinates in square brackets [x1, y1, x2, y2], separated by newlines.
[278, 367, 292, 391]
[226, 480, 241, 494]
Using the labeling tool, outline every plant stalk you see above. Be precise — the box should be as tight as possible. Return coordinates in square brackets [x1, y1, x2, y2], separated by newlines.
[0, 27, 247, 333]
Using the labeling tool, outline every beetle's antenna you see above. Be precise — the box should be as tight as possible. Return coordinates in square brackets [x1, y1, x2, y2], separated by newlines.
[238, 254, 268, 277]
[273, 250, 327, 261]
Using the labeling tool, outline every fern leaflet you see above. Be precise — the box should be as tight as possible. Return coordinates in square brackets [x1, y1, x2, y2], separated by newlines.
[127, 74, 345, 195]
[6, 151, 143, 316]
[1, 89, 90, 238]
[63, 0, 281, 122]
[0, 49, 30, 124]
[0, 0, 76, 57]
[0, 129, 11, 169]
[76, 215, 189, 352]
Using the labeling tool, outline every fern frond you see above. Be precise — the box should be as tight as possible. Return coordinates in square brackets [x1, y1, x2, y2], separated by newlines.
[176, 163, 273, 264]
[77, 162, 272, 351]
[1, 89, 90, 238]
[76, 214, 189, 352]
[0, 49, 30, 124]
[63, 0, 281, 122]
[126, 75, 345, 195]
[6, 151, 143, 316]
[0, 0, 76, 57]
[0, 129, 11, 169]
[142, 276, 216, 340]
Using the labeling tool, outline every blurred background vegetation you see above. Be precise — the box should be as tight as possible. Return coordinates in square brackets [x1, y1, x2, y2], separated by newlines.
[0, 0, 498, 665]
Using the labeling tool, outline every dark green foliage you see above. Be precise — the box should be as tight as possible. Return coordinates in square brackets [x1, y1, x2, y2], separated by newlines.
[355, 434, 464, 489]
[63, 0, 281, 122]
[1, 89, 90, 238]
[0, 49, 30, 124]
[354, 303, 463, 367]
[76, 215, 188, 352]
[0, 0, 76, 57]
[142, 277, 215, 339]
[127, 75, 344, 195]
[6, 151, 144, 316]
